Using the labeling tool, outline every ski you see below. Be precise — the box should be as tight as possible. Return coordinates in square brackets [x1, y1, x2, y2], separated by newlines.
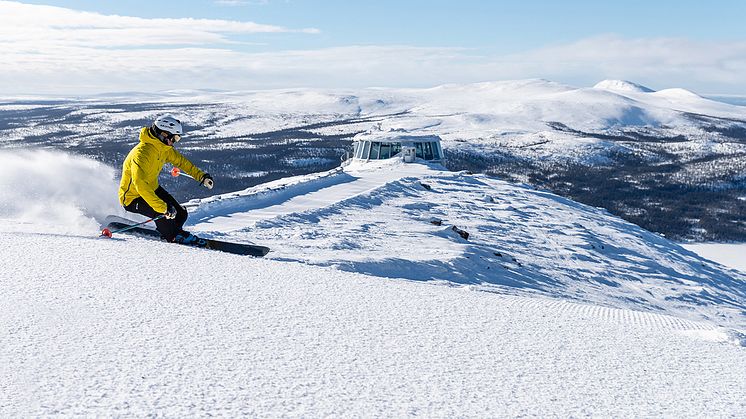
[103, 221, 270, 257]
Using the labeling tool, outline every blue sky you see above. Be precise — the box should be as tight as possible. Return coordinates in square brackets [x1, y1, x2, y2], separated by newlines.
[4, 0, 746, 94]
[19, 0, 746, 50]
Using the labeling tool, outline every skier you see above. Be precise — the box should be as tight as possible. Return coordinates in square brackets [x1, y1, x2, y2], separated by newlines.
[118, 115, 214, 245]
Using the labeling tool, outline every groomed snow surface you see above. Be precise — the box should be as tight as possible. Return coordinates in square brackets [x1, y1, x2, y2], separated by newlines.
[2, 150, 746, 417]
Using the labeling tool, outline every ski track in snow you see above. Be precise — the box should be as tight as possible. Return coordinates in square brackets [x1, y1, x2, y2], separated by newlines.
[1, 232, 745, 417]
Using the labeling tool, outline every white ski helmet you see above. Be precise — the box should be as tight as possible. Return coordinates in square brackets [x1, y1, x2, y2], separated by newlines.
[152, 115, 183, 136]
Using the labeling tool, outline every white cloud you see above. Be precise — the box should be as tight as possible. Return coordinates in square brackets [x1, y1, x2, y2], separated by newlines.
[0, 0, 319, 50]
[498, 35, 746, 92]
[1, 1, 746, 95]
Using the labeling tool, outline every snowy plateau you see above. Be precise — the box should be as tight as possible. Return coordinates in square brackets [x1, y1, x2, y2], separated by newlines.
[1, 79, 745, 242]
[1, 80, 746, 417]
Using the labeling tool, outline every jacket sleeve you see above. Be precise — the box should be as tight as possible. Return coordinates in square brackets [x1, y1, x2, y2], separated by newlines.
[131, 147, 168, 213]
[168, 148, 206, 184]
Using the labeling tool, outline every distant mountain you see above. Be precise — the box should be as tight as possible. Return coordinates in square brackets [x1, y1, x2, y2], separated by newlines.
[594, 79, 655, 93]
[1, 79, 744, 241]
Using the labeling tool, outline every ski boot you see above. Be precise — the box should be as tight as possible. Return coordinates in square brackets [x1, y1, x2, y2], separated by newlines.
[172, 231, 208, 248]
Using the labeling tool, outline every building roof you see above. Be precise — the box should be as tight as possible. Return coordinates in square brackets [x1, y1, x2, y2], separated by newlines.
[352, 129, 442, 144]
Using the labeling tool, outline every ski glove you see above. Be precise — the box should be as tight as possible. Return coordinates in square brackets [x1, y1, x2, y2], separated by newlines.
[200, 173, 214, 190]
[164, 205, 178, 220]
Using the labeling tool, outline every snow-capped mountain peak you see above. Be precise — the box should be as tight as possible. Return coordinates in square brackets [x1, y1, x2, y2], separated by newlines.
[653, 87, 704, 100]
[594, 79, 655, 93]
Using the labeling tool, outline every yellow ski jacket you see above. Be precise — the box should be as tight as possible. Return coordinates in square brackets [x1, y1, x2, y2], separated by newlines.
[118, 127, 205, 213]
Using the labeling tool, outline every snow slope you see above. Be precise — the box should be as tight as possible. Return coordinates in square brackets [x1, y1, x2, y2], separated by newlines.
[2, 150, 746, 416]
[183, 159, 746, 330]
[3, 232, 746, 417]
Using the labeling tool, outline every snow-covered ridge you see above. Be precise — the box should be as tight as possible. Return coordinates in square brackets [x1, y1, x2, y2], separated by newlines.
[184, 166, 346, 214]
[653, 87, 705, 100]
[180, 160, 746, 330]
[594, 79, 655, 93]
[6, 78, 742, 137]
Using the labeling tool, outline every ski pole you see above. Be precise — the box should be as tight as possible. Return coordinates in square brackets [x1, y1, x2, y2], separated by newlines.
[100, 215, 165, 238]
[171, 167, 195, 179]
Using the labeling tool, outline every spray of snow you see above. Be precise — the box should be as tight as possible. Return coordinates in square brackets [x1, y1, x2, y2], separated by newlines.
[0, 150, 124, 234]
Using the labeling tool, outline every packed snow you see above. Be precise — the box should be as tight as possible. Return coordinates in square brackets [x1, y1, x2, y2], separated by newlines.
[1, 149, 745, 416]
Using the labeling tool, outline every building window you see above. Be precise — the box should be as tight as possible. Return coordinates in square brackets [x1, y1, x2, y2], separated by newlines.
[423, 142, 434, 160]
[431, 142, 441, 159]
[391, 143, 402, 155]
[370, 142, 381, 159]
[379, 143, 391, 159]
[355, 139, 441, 161]
[415, 142, 423, 158]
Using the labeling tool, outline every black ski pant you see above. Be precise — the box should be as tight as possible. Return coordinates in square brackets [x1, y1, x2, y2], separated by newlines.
[124, 186, 188, 241]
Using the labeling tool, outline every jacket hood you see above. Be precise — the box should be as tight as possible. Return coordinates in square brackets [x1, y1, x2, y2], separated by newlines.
[139, 127, 170, 149]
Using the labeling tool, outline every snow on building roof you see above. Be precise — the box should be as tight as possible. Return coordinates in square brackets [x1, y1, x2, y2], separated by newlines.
[352, 128, 443, 144]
